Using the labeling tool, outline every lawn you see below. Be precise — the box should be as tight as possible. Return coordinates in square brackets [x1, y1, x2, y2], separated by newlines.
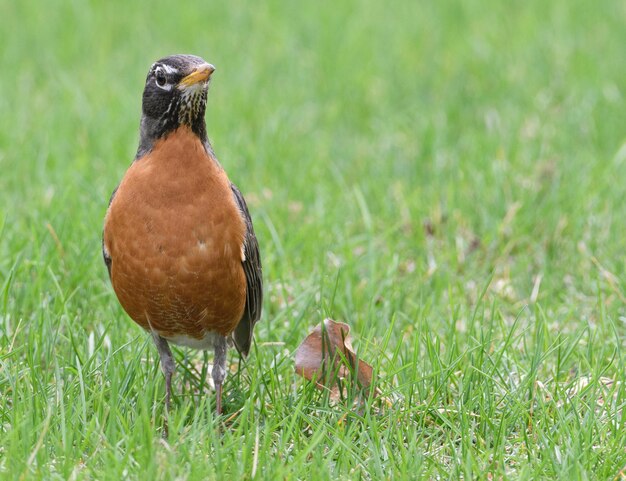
[1, 0, 625, 479]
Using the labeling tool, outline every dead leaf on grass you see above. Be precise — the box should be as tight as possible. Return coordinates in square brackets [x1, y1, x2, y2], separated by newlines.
[294, 318, 375, 400]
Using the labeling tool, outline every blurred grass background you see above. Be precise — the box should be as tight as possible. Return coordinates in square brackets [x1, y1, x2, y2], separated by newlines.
[1, 0, 625, 479]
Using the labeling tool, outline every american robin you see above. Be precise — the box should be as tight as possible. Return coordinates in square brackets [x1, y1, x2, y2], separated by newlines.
[103, 54, 262, 416]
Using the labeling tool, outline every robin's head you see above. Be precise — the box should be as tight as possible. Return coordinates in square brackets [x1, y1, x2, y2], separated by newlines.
[137, 54, 215, 157]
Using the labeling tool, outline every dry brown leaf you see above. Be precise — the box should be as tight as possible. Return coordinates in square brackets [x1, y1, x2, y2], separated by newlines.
[294, 318, 374, 399]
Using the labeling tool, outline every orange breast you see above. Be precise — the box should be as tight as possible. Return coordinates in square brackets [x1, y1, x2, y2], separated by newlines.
[103, 127, 247, 338]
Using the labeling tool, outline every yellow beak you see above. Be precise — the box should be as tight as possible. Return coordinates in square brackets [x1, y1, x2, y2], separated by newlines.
[178, 63, 215, 88]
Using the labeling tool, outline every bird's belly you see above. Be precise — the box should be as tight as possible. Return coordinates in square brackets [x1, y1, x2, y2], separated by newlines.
[165, 330, 222, 350]
[106, 187, 247, 339]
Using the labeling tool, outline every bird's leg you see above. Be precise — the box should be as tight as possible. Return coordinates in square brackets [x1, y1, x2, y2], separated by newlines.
[212, 335, 228, 415]
[152, 333, 175, 435]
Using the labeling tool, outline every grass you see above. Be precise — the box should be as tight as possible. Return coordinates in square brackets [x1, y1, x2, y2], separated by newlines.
[1, 0, 626, 478]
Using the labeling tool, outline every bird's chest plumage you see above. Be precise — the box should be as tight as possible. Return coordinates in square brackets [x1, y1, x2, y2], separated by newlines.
[104, 127, 247, 339]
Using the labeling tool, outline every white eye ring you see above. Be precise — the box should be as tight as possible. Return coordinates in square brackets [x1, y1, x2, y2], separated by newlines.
[154, 67, 172, 91]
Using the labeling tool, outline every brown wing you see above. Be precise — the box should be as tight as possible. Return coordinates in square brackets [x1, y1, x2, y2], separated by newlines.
[102, 185, 118, 278]
[230, 183, 263, 356]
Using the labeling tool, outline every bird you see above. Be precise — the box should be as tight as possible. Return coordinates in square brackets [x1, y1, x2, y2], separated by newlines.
[102, 54, 262, 417]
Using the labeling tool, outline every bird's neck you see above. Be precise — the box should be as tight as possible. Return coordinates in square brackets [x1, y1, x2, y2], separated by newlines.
[136, 115, 210, 160]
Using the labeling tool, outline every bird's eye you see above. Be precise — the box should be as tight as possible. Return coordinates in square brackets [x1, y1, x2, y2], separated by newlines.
[155, 69, 167, 88]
